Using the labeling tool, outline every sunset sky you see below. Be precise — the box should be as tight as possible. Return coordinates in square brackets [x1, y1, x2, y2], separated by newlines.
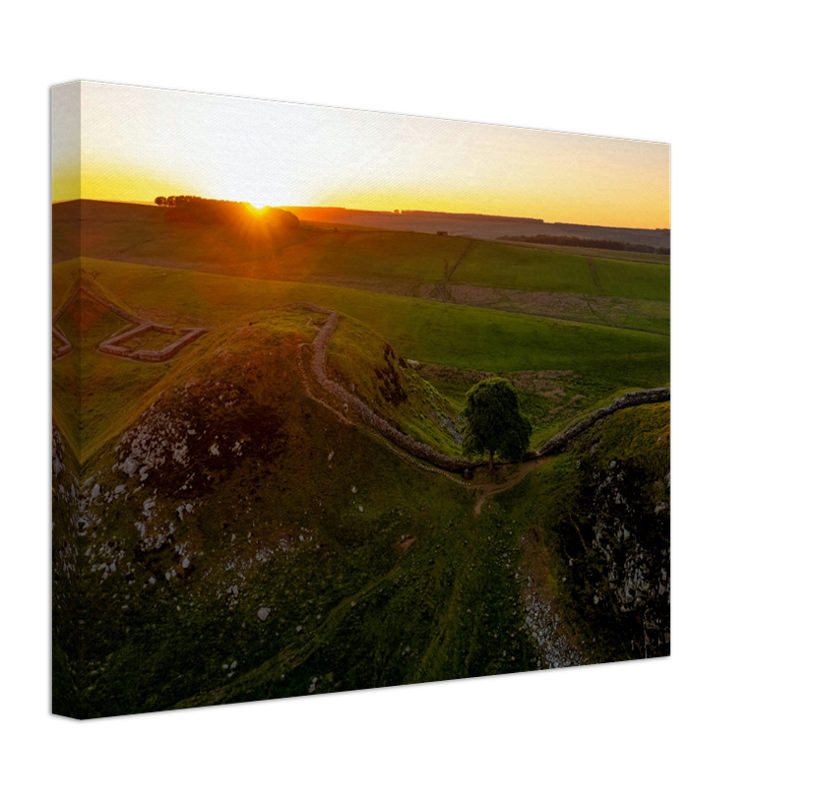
[53, 81, 670, 229]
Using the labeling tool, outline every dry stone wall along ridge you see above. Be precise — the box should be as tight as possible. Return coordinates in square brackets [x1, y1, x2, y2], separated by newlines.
[294, 302, 670, 473]
[534, 388, 671, 458]
[306, 304, 476, 471]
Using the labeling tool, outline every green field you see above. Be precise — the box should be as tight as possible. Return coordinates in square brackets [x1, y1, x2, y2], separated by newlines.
[499, 238, 670, 265]
[452, 239, 670, 301]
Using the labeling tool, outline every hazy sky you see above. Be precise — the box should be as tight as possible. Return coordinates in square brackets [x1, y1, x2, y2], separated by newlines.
[53, 81, 670, 228]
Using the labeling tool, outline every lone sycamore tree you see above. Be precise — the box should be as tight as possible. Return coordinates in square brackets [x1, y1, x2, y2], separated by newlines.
[462, 377, 532, 471]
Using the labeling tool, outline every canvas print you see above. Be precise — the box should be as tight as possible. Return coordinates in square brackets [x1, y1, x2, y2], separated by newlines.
[52, 82, 670, 718]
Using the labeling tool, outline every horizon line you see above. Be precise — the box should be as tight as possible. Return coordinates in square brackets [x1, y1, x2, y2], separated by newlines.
[53, 197, 670, 232]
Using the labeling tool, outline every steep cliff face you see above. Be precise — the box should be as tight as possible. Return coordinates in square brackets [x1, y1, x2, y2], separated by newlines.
[522, 402, 670, 664]
[585, 461, 671, 658]
[52, 423, 85, 716]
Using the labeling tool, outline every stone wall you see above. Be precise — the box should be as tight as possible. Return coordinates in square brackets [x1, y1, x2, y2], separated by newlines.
[52, 325, 72, 361]
[95, 307, 206, 363]
[300, 301, 670, 473]
[533, 388, 671, 457]
[129, 327, 207, 362]
[305, 305, 478, 471]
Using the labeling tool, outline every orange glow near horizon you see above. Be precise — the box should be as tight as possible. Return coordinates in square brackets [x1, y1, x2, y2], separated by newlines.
[52, 82, 670, 230]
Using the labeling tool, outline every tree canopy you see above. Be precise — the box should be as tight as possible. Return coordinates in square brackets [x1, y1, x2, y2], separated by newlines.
[154, 195, 299, 230]
[461, 377, 532, 470]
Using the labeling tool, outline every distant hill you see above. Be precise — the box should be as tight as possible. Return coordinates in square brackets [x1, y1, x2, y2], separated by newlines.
[54, 200, 669, 263]
[283, 206, 669, 249]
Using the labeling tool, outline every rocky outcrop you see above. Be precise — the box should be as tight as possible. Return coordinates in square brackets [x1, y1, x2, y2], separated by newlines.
[547, 454, 670, 661]
[589, 462, 670, 658]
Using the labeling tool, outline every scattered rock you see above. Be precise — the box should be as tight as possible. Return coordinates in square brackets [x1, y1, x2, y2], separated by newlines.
[257, 607, 270, 622]
[122, 457, 139, 476]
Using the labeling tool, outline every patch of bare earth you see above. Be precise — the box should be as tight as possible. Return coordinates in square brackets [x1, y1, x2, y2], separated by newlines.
[519, 528, 585, 669]
[445, 284, 655, 328]
[471, 458, 550, 516]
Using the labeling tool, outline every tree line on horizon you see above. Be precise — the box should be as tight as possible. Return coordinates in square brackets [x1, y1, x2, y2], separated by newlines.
[154, 195, 298, 230]
[499, 233, 669, 255]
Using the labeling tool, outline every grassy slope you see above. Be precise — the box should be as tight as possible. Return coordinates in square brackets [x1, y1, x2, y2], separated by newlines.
[327, 317, 463, 457]
[75, 312, 533, 716]
[453, 239, 670, 301]
[273, 228, 468, 285]
[55, 202, 669, 305]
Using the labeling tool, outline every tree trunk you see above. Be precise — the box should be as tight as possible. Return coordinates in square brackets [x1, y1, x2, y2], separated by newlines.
[489, 450, 494, 472]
